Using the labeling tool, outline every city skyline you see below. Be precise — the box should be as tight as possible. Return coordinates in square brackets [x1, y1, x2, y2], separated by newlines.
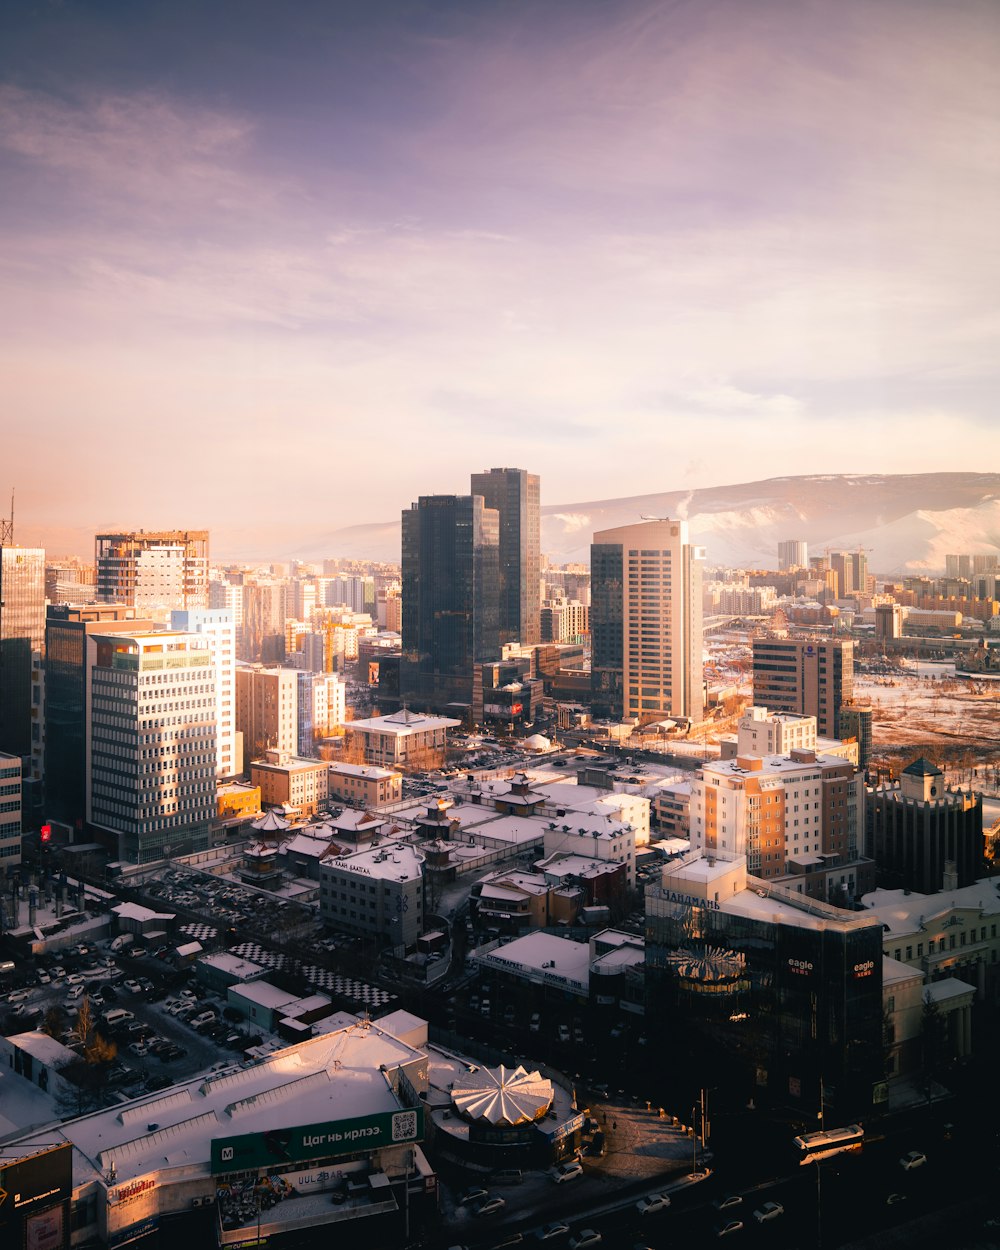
[3, 0, 999, 558]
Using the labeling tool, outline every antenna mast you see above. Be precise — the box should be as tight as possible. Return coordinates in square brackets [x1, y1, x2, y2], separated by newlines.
[0, 490, 12, 545]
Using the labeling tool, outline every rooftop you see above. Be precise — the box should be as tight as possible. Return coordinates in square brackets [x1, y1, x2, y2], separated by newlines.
[346, 709, 461, 736]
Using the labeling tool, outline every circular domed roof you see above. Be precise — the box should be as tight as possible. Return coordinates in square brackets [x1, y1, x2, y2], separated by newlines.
[524, 734, 551, 750]
[451, 1064, 553, 1126]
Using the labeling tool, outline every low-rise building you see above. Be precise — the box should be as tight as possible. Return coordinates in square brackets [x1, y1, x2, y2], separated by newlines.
[327, 761, 402, 808]
[342, 708, 461, 771]
[320, 841, 425, 950]
[251, 749, 329, 818]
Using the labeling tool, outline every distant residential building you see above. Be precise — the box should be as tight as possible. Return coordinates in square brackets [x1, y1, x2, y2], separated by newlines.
[95, 530, 209, 618]
[327, 762, 402, 809]
[751, 636, 854, 738]
[251, 749, 329, 818]
[86, 628, 216, 863]
[839, 704, 873, 772]
[875, 603, 904, 641]
[240, 578, 287, 662]
[540, 597, 589, 642]
[866, 758, 983, 894]
[235, 664, 297, 763]
[590, 519, 704, 726]
[0, 751, 22, 868]
[296, 671, 346, 754]
[777, 540, 808, 570]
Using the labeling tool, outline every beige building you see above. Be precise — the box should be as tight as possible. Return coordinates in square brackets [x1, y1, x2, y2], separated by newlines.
[343, 707, 461, 770]
[719, 706, 859, 766]
[327, 761, 402, 808]
[590, 519, 704, 726]
[251, 749, 328, 817]
[235, 664, 298, 764]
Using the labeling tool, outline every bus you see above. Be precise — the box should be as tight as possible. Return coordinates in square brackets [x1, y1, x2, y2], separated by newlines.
[792, 1124, 865, 1164]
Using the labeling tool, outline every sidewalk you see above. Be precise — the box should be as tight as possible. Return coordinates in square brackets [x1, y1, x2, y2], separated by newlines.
[588, 1098, 702, 1181]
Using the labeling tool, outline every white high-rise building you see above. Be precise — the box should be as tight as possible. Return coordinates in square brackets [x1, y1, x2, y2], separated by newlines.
[778, 540, 809, 571]
[0, 752, 22, 869]
[95, 531, 209, 620]
[86, 629, 216, 864]
[172, 608, 241, 779]
[590, 519, 704, 725]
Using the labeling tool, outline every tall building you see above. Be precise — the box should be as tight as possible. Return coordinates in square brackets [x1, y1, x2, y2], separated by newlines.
[777, 539, 808, 570]
[44, 604, 149, 829]
[240, 578, 287, 662]
[95, 530, 209, 618]
[0, 751, 22, 869]
[751, 636, 854, 738]
[86, 629, 216, 863]
[589, 519, 704, 725]
[171, 608, 240, 779]
[400, 495, 500, 714]
[235, 664, 298, 764]
[830, 550, 868, 598]
[470, 467, 540, 645]
[0, 545, 45, 761]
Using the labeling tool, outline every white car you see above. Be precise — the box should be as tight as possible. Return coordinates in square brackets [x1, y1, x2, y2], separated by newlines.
[7, 989, 31, 1004]
[753, 1202, 784, 1224]
[714, 1221, 743, 1238]
[713, 1196, 743, 1211]
[568, 1232, 601, 1250]
[636, 1193, 671, 1216]
[536, 1223, 570, 1241]
[899, 1151, 927, 1171]
[549, 1161, 583, 1184]
[123, 980, 142, 994]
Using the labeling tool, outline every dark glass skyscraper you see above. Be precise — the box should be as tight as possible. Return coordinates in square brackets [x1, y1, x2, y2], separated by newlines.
[0, 546, 45, 760]
[401, 495, 500, 714]
[44, 604, 147, 829]
[470, 468, 540, 646]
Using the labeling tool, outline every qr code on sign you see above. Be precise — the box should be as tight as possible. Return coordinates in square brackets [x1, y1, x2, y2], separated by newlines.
[391, 1111, 417, 1141]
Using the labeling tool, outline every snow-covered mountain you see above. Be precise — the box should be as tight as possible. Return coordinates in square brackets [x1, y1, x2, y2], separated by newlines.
[286, 472, 1000, 573]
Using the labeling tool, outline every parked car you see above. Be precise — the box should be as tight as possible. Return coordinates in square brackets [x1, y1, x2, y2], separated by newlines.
[127, 1041, 149, 1057]
[549, 1161, 583, 1185]
[123, 979, 142, 994]
[753, 1202, 784, 1224]
[899, 1151, 927, 1171]
[714, 1221, 743, 1238]
[529, 1012, 541, 1032]
[713, 1195, 743, 1211]
[7, 989, 31, 1004]
[557, 1024, 570, 1043]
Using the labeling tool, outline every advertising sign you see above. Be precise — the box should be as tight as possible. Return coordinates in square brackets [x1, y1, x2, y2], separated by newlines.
[0, 1144, 72, 1250]
[211, 1106, 423, 1175]
[103, 1172, 159, 1243]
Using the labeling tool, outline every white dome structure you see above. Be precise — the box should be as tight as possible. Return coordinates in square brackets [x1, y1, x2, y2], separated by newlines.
[451, 1064, 553, 1127]
[523, 733, 551, 751]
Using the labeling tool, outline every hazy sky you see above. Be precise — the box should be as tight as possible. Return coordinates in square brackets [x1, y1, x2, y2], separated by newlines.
[2, 0, 998, 557]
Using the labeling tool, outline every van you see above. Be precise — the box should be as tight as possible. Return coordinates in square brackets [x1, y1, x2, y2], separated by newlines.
[101, 1008, 132, 1027]
[491, 1168, 523, 1186]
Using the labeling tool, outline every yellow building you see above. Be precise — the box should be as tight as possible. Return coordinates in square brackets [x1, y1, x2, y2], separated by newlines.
[217, 782, 261, 820]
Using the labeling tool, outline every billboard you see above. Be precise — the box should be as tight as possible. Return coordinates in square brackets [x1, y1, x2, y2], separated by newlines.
[0, 1143, 72, 1250]
[211, 1106, 423, 1175]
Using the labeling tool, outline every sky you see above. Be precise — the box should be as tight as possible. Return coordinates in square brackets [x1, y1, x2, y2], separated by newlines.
[2, 0, 998, 559]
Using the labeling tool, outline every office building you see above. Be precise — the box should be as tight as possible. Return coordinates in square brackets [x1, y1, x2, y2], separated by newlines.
[0, 751, 22, 869]
[319, 840, 425, 949]
[400, 495, 500, 713]
[777, 539, 808, 570]
[235, 665, 298, 764]
[590, 519, 704, 725]
[171, 608, 241, 779]
[866, 758, 983, 894]
[86, 629, 216, 863]
[95, 530, 209, 618]
[751, 636, 854, 738]
[645, 855, 884, 1120]
[470, 467, 541, 645]
[44, 604, 149, 829]
[343, 708, 460, 771]
[0, 545, 45, 761]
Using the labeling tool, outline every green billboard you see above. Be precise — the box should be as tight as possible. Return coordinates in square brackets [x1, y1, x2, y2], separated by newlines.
[211, 1106, 423, 1174]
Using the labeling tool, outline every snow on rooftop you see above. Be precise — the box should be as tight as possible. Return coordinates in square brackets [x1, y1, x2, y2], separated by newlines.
[5, 1020, 427, 1187]
[862, 879, 1000, 935]
[112, 901, 175, 923]
[479, 932, 591, 989]
[882, 956, 923, 986]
